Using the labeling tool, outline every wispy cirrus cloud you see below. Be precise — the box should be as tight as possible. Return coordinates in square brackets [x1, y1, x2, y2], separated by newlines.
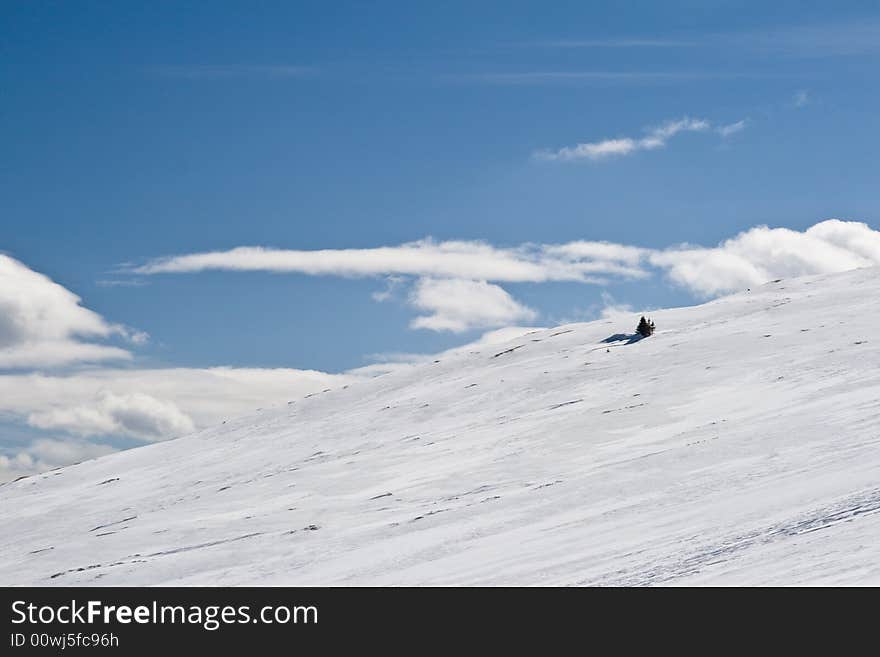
[96, 278, 149, 288]
[534, 116, 717, 162]
[717, 119, 747, 138]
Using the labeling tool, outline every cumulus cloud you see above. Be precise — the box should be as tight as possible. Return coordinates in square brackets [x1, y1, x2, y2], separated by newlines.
[534, 116, 715, 162]
[650, 220, 880, 296]
[28, 391, 196, 442]
[409, 279, 538, 332]
[805, 218, 880, 262]
[0, 254, 141, 368]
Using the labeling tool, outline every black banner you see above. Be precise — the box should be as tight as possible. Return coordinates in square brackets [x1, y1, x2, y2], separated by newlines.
[0, 586, 873, 653]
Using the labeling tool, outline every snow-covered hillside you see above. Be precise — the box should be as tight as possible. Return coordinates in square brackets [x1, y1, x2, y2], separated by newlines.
[2, 268, 880, 586]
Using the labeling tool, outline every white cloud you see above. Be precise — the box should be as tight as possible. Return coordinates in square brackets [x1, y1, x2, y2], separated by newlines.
[0, 367, 356, 442]
[371, 275, 406, 302]
[96, 278, 149, 288]
[409, 278, 538, 333]
[0, 254, 141, 368]
[535, 116, 713, 162]
[0, 439, 117, 483]
[28, 437, 117, 465]
[128, 219, 880, 328]
[128, 330, 150, 345]
[0, 452, 37, 482]
[650, 220, 880, 297]
[717, 120, 747, 138]
[598, 291, 635, 319]
[0, 254, 359, 456]
[132, 239, 646, 283]
[28, 391, 196, 442]
[807, 218, 880, 261]
[793, 90, 810, 107]
[542, 241, 646, 268]
[0, 366, 359, 482]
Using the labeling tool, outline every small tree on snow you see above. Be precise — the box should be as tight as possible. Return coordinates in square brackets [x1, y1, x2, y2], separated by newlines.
[636, 316, 655, 337]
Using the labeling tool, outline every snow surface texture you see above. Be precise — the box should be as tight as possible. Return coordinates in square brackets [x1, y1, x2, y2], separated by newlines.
[2, 268, 879, 585]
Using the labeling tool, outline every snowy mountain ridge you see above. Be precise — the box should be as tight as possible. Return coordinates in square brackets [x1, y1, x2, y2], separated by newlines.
[2, 267, 880, 585]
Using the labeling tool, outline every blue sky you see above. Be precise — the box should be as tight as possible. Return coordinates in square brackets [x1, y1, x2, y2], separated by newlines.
[2, 2, 880, 478]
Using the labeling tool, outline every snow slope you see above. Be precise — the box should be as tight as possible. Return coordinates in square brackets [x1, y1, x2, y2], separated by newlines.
[2, 268, 880, 586]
